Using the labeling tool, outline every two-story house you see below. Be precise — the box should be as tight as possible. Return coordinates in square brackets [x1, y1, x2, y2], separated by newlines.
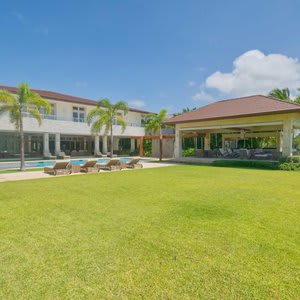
[0, 85, 149, 159]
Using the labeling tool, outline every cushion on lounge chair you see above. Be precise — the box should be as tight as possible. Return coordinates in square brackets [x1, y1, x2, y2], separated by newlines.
[44, 161, 70, 175]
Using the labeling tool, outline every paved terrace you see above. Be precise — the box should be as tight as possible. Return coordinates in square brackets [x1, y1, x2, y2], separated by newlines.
[0, 160, 176, 182]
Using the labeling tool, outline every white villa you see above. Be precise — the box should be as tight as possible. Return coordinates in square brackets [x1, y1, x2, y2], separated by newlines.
[0, 85, 149, 159]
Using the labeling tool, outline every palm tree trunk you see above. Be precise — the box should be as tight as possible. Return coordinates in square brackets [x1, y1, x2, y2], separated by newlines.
[19, 117, 26, 171]
[110, 123, 113, 158]
[159, 128, 163, 161]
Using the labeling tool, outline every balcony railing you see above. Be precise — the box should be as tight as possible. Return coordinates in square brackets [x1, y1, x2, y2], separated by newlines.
[22, 112, 144, 127]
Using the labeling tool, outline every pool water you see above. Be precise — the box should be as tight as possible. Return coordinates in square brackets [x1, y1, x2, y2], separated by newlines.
[26, 158, 131, 168]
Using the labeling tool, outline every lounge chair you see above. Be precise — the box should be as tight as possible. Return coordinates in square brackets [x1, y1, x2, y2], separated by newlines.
[106, 152, 118, 158]
[57, 151, 71, 159]
[239, 149, 251, 160]
[227, 148, 239, 158]
[43, 152, 56, 159]
[44, 161, 70, 175]
[218, 148, 231, 158]
[80, 160, 98, 173]
[94, 151, 107, 158]
[121, 158, 143, 169]
[96, 158, 121, 171]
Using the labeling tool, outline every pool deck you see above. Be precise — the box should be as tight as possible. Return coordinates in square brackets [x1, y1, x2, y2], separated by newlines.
[0, 160, 177, 182]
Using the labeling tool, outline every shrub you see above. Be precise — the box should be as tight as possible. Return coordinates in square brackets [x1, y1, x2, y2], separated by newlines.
[182, 148, 195, 157]
[212, 160, 279, 170]
[278, 156, 300, 171]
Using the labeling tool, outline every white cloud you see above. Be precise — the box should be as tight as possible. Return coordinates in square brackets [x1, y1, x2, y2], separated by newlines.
[193, 91, 215, 102]
[128, 100, 146, 108]
[205, 50, 300, 96]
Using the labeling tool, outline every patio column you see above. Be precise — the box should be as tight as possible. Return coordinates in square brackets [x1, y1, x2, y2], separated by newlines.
[204, 133, 211, 150]
[222, 136, 225, 148]
[113, 137, 119, 151]
[276, 132, 283, 152]
[28, 135, 32, 153]
[83, 137, 87, 151]
[130, 138, 135, 152]
[282, 119, 293, 157]
[174, 127, 182, 158]
[55, 133, 61, 155]
[94, 135, 100, 154]
[102, 136, 108, 154]
[43, 133, 50, 155]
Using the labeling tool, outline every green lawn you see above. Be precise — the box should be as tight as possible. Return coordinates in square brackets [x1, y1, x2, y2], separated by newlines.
[1, 166, 300, 299]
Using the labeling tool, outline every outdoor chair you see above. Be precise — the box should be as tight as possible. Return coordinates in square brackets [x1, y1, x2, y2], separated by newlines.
[218, 148, 231, 158]
[195, 149, 205, 157]
[57, 151, 71, 159]
[94, 151, 107, 158]
[43, 152, 56, 160]
[227, 148, 239, 158]
[239, 149, 251, 160]
[96, 159, 121, 171]
[120, 158, 143, 169]
[44, 161, 70, 175]
[80, 160, 98, 173]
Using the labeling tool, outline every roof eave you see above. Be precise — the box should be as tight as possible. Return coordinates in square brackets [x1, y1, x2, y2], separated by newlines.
[164, 109, 300, 125]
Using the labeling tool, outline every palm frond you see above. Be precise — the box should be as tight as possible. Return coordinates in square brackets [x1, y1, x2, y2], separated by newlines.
[97, 98, 112, 110]
[0, 90, 16, 105]
[27, 92, 51, 114]
[268, 88, 290, 100]
[0, 105, 14, 116]
[116, 116, 127, 132]
[91, 114, 110, 134]
[27, 108, 42, 126]
[144, 109, 168, 134]
[113, 101, 129, 115]
[87, 107, 106, 125]
[17, 82, 31, 105]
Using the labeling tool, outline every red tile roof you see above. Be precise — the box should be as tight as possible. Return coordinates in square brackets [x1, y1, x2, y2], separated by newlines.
[0, 85, 151, 114]
[165, 95, 300, 124]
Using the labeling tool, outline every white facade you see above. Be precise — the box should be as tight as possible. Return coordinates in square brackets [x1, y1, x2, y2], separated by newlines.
[0, 95, 148, 157]
[0, 98, 145, 136]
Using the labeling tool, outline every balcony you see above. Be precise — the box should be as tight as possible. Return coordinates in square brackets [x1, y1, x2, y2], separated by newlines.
[21, 112, 144, 127]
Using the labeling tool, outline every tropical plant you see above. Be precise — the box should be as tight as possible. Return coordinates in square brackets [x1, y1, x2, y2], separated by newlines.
[295, 88, 300, 104]
[87, 98, 128, 158]
[0, 83, 51, 171]
[268, 88, 291, 100]
[144, 108, 168, 161]
[173, 106, 197, 116]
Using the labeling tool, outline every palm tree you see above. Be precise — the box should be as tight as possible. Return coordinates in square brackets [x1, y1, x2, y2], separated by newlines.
[0, 83, 51, 171]
[87, 98, 128, 158]
[295, 88, 300, 104]
[268, 88, 291, 100]
[144, 109, 168, 161]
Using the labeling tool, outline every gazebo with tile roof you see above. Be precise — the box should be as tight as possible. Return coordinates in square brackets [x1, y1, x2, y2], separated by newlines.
[165, 95, 300, 158]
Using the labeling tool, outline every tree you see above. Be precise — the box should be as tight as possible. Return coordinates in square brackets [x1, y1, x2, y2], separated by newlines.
[295, 88, 300, 104]
[173, 106, 197, 116]
[0, 83, 51, 171]
[87, 98, 128, 158]
[268, 88, 291, 100]
[144, 109, 168, 161]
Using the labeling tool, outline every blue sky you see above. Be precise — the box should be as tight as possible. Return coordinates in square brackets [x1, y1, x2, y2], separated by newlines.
[1, 0, 300, 113]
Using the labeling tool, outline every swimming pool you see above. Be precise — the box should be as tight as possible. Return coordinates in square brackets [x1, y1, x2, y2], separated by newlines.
[25, 158, 131, 168]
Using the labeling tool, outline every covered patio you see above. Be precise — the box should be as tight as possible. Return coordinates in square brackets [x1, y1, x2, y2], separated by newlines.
[165, 95, 300, 161]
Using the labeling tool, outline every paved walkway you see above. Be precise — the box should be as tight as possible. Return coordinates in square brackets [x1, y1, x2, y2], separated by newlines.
[0, 161, 176, 183]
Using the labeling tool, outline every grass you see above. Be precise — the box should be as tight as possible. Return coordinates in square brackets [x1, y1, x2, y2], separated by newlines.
[0, 168, 43, 174]
[0, 165, 300, 299]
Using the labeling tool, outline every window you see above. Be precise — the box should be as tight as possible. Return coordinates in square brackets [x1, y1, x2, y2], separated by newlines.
[73, 106, 85, 122]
